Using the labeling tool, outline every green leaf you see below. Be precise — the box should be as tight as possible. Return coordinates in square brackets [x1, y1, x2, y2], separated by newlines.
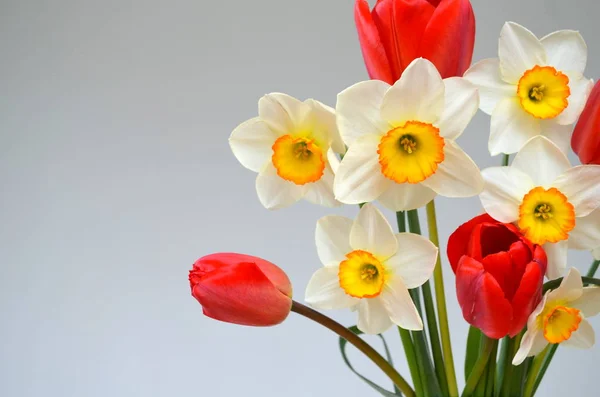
[464, 326, 482, 382]
[339, 326, 403, 397]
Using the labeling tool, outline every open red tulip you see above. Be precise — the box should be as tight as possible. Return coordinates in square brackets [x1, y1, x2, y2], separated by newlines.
[572, 81, 600, 165]
[448, 214, 547, 339]
[189, 253, 293, 327]
[355, 0, 475, 84]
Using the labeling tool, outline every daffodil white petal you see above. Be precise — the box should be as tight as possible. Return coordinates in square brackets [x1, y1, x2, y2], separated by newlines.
[511, 136, 571, 187]
[480, 166, 534, 222]
[334, 134, 393, 205]
[513, 329, 547, 365]
[569, 210, 600, 250]
[258, 93, 310, 135]
[498, 22, 546, 84]
[327, 149, 340, 174]
[336, 80, 391, 146]
[490, 98, 541, 155]
[357, 298, 393, 335]
[548, 267, 583, 301]
[380, 276, 423, 331]
[385, 233, 438, 289]
[540, 120, 573, 155]
[528, 294, 549, 330]
[350, 204, 397, 259]
[303, 166, 340, 208]
[421, 141, 483, 197]
[255, 163, 305, 210]
[381, 58, 445, 125]
[463, 58, 515, 115]
[229, 118, 278, 172]
[305, 99, 345, 154]
[315, 215, 353, 266]
[572, 287, 600, 318]
[541, 30, 588, 75]
[378, 182, 437, 212]
[305, 267, 359, 310]
[593, 247, 600, 260]
[436, 77, 479, 140]
[562, 319, 595, 349]
[553, 165, 600, 217]
[544, 240, 569, 280]
[555, 74, 594, 126]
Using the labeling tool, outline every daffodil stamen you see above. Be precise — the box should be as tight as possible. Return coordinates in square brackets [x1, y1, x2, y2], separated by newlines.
[400, 136, 417, 154]
[272, 135, 325, 185]
[517, 65, 570, 119]
[339, 250, 386, 298]
[518, 187, 575, 245]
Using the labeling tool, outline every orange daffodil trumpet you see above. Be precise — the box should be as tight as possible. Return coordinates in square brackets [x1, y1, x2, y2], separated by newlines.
[479, 136, 600, 280]
[334, 58, 483, 211]
[464, 22, 594, 156]
[513, 268, 600, 365]
[304, 204, 438, 334]
[229, 93, 345, 210]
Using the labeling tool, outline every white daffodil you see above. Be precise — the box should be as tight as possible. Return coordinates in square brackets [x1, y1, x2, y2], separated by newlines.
[480, 136, 600, 279]
[304, 203, 438, 334]
[465, 22, 594, 156]
[513, 268, 600, 365]
[334, 58, 483, 211]
[229, 93, 345, 210]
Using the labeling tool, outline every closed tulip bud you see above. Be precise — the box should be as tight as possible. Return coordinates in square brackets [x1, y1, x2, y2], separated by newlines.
[355, 0, 475, 84]
[572, 81, 600, 165]
[189, 253, 293, 326]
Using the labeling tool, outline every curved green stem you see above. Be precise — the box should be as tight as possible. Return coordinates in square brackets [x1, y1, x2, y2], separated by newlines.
[523, 345, 550, 397]
[543, 275, 600, 292]
[291, 301, 415, 397]
[502, 154, 510, 166]
[461, 336, 495, 397]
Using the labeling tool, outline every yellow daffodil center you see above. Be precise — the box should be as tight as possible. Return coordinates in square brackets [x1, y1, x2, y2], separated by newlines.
[338, 250, 386, 299]
[538, 303, 582, 344]
[518, 187, 575, 245]
[517, 65, 570, 119]
[378, 121, 445, 184]
[271, 135, 325, 185]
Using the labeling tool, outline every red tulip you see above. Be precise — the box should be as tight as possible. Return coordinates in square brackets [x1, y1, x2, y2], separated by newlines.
[572, 81, 600, 165]
[447, 214, 547, 339]
[354, 0, 475, 84]
[189, 253, 293, 326]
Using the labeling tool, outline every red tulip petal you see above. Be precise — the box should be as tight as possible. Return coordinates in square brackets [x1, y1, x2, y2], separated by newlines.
[420, 0, 475, 78]
[572, 81, 600, 165]
[447, 213, 496, 272]
[479, 223, 521, 259]
[192, 261, 292, 327]
[355, 0, 394, 83]
[509, 260, 544, 336]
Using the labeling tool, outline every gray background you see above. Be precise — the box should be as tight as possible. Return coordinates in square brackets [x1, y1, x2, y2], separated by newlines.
[1, 0, 599, 396]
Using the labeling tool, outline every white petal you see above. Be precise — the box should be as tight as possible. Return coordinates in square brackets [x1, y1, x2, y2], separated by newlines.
[258, 93, 310, 135]
[553, 165, 600, 217]
[548, 267, 583, 301]
[327, 149, 340, 174]
[490, 98, 541, 155]
[569, 210, 600, 250]
[350, 203, 397, 259]
[572, 287, 600, 318]
[498, 22, 546, 84]
[385, 233, 438, 289]
[562, 319, 595, 349]
[380, 276, 423, 331]
[512, 136, 571, 187]
[480, 166, 533, 222]
[378, 182, 437, 212]
[229, 118, 277, 172]
[334, 134, 392, 205]
[381, 58, 445, 125]
[305, 267, 358, 310]
[336, 80, 391, 146]
[528, 294, 549, 330]
[463, 58, 515, 115]
[303, 166, 341, 208]
[436, 77, 480, 140]
[555, 74, 594, 126]
[255, 163, 305, 210]
[544, 240, 569, 280]
[512, 329, 547, 365]
[541, 30, 588, 75]
[594, 247, 600, 260]
[421, 141, 483, 198]
[315, 215, 353, 266]
[540, 120, 573, 155]
[305, 99, 345, 154]
[357, 298, 393, 335]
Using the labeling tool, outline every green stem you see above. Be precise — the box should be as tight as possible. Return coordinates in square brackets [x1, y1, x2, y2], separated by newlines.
[398, 327, 424, 397]
[462, 336, 496, 397]
[543, 276, 600, 292]
[485, 339, 498, 396]
[426, 200, 458, 396]
[495, 337, 510, 397]
[422, 281, 450, 396]
[523, 345, 550, 397]
[502, 154, 510, 166]
[499, 337, 515, 397]
[291, 301, 415, 397]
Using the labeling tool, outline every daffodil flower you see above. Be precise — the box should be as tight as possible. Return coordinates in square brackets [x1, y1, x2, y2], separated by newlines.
[229, 93, 345, 210]
[304, 203, 438, 334]
[465, 22, 594, 156]
[513, 268, 600, 365]
[333, 58, 483, 211]
[480, 136, 600, 279]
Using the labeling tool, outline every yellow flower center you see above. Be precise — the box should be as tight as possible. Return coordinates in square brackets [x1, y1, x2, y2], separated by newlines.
[538, 303, 582, 344]
[517, 65, 570, 119]
[338, 250, 386, 299]
[518, 187, 575, 245]
[271, 135, 325, 185]
[378, 121, 445, 184]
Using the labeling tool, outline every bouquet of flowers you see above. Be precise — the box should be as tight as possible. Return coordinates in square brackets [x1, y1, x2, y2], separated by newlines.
[189, 1, 600, 396]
